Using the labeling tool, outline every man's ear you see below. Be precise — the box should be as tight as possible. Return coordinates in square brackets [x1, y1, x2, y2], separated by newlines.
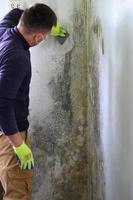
[36, 33, 44, 41]
[34, 33, 41, 42]
[36, 33, 48, 42]
[32, 33, 43, 44]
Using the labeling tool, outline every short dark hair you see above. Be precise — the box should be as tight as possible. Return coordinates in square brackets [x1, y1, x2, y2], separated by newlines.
[20, 3, 57, 33]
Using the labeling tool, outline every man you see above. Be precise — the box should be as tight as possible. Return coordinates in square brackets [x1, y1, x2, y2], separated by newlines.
[0, 3, 65, 199]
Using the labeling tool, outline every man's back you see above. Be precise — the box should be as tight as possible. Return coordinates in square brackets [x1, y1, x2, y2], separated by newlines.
[0, 8, 31, 135]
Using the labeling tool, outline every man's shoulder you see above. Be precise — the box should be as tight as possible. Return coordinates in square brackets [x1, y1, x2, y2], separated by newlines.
[0, 45, 28, 69]
[0, 31, 24, 55]
[0, 9, 23, 29]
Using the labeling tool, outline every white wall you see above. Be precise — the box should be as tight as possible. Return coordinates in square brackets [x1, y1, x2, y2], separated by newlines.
[98, 0, 133, 199]
[0, 2, 8, 19]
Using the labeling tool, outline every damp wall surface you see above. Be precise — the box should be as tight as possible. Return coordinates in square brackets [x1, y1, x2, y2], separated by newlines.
[0, 0, 105, 199]
[98, 0, 133, 200]
[29, 0, 105, 199]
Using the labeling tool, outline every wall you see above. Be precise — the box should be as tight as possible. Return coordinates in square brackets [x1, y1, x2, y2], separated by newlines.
[29, 0, 105, 199]
[98, 0, 133, 200]
[86, 1, 105, 199]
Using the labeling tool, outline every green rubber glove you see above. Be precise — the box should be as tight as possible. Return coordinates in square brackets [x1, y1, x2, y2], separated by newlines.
[51, 21, 67, 37]
[13, 142, 34, 170]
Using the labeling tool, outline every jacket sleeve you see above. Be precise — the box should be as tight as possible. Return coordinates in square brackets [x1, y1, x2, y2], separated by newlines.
[0, 8, 23, 28]
[0, 52, 28, 135]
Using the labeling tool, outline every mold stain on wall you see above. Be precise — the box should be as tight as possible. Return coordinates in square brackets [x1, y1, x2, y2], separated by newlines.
[86, 0, 105, 200]
[30, 0, 105, 199]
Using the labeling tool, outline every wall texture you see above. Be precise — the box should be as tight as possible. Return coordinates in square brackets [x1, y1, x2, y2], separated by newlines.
[86, 1, 105, 199]
[28, 0, 105, 199]
[27, 0, 105, 199]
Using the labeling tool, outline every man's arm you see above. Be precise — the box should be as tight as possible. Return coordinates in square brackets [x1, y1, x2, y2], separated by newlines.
[0, 52, 34, 169]
[0, 98, 23, 146]
[0, 8, 23, 28]
[8, 132, 23, 147]
[0, 52, 27, 145]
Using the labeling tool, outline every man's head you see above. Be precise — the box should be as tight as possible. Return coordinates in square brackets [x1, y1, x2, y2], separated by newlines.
[17, 3, 57, 46]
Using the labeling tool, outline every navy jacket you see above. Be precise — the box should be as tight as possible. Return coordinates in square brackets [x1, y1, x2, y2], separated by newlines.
[0, 9, 31, 135]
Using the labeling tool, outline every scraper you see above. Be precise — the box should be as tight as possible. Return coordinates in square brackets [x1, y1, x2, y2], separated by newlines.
[51, 21, 69, 45]
[56, 31, 70, 45]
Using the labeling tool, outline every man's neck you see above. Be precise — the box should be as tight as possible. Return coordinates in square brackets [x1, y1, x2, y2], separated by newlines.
[17, 24, 31, 46]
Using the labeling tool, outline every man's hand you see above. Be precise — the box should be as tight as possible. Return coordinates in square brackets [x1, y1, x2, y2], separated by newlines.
[51, 21, 67, 37]
[13, 142, 34, 170]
